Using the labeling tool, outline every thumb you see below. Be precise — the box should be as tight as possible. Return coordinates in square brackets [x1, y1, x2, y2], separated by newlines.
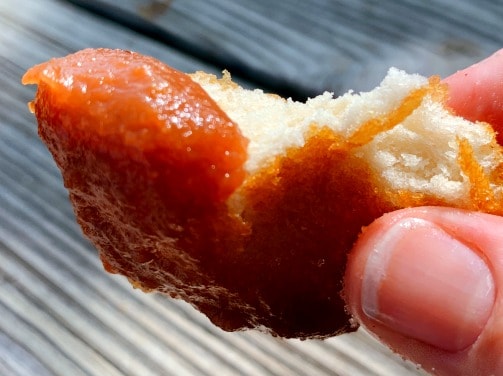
[344, 207, 503, 376]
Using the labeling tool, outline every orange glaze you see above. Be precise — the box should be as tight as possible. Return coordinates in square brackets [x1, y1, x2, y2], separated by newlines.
[23, 48, 248, 206]
[234, 129, 398, 336]
[22, 49, 256, 332]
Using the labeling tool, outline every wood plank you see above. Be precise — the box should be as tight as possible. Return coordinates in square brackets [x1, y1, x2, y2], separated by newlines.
[68, 0, 503, 99]
[0, 0, 431, 374]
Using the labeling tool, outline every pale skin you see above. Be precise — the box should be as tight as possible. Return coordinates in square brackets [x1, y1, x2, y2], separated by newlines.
[344, 49, 503, 376]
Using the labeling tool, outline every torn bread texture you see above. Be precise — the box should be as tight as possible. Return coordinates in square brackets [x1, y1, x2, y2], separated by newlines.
[27, 47, 503, 339]
[191, 68, 503, 211]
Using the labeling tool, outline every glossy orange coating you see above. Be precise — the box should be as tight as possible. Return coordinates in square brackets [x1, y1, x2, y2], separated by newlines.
[23, 48, 248, 205]
[22, 49, 258, 331]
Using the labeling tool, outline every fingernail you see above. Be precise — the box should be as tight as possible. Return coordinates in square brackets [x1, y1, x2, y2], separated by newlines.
[362, 218, 495, 351]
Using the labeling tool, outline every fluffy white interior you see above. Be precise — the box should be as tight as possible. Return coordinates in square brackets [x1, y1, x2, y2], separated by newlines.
[359, 98, 498, 202]
[192, 68, 428, 172]
[191, 69, 501, 205]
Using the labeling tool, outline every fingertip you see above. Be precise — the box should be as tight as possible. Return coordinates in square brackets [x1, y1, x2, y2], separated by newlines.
[344, 207, 502, 375]
[443, 49, 503, 141]
[344, 209, 413, 322]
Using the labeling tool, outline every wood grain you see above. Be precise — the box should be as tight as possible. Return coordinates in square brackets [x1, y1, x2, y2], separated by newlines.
[68, 0, 503, 99]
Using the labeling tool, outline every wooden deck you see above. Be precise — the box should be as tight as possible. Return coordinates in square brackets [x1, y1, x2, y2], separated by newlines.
[1, 0, 501, 375]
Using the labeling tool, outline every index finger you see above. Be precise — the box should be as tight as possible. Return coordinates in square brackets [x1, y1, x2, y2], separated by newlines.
[443, 49, 503, 143]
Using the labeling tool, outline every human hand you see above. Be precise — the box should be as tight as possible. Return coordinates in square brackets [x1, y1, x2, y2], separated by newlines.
[344, 49, 503, 376]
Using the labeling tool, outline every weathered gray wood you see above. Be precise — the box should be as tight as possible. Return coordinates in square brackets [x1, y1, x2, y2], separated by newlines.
[0, 0, 471, 374]
[68, 0, 503, 98]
